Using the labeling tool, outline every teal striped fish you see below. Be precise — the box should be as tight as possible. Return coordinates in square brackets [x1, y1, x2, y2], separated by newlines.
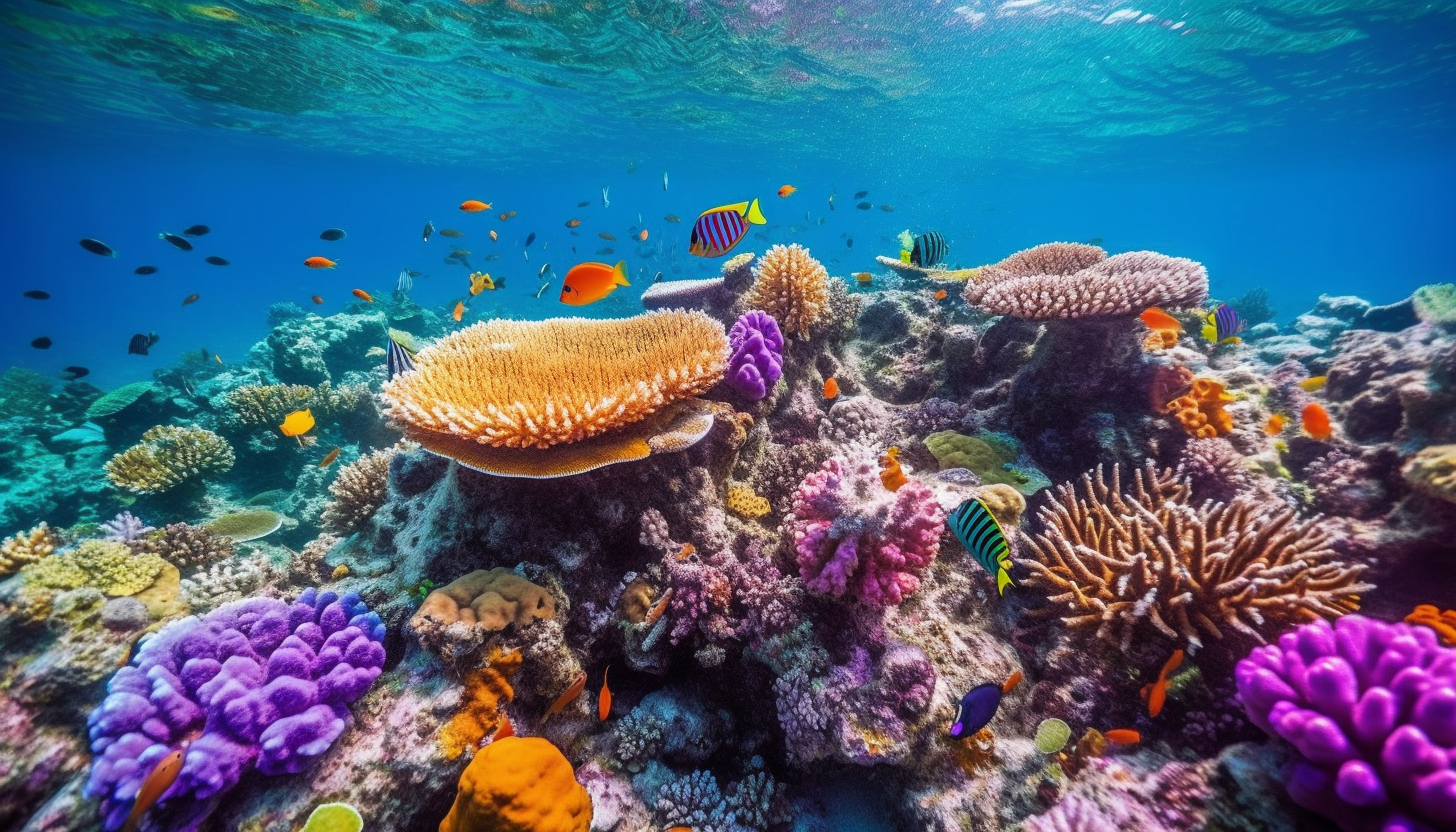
[949, 498, 1016, 595]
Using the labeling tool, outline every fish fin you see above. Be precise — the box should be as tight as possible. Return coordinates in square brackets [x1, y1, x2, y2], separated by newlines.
[900, 250, 911, 264]
[745, 198, 767, 225]
[996, 569, 1015, 595]
[1201, 324, 1216, 342]
[613, 261, 630, 286]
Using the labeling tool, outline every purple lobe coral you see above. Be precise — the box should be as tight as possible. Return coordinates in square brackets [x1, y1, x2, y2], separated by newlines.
[85, 588, 387, 831]
[1235, 615, 1456, 832]
[726, 310, 784, 400]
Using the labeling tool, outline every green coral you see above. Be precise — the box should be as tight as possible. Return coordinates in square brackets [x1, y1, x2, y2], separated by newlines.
[105, 425, 236, 495]
[1034, 718, 1071, 754]
[924, 430, 1045, 493]
[205, 510, 284, 541]
[301, 803, 364, 832]
[22, 539, 165, 596]
[1413, 283, 1456, 327]
[0, 366, 52, 418]
[85, 382, 155, 420]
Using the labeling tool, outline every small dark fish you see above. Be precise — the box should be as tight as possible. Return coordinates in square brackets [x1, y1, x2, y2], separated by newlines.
[23, 290, 50, 300]
[439, 229, 465, 238]
[128, 332, 159, 356]
[80, 238, 116, 257]
[664, 214, 681, 223]
[159, 233, 193, 251]
[484, 254, 501, 262]
[182, 224, 211, 237]
[577, 201, 591, 208]
[599, 232, 617, 241]
[199, 347, 209, 360]
[319, 228, 347, 241]
[450, 249, 471, 258]
[62, 366, 89, 380]
[525, 232, 537, 248]
[134, 266, 158, 275]
[949, 683, 1003, 739]
[538, 263, 550, 280]
[204, 256, 229, 266]
[652, 271, 664, 284]
[408, 270, 424, 277]
[879, 204, 895, 212]
[854, 190, 869, 199]
[182, 293, 201, 305]
[423, 220, 435, 243]
[31, 337, 52, 349]
[597, 247, 615, 255]
[846, 238, 854, 248]
[856, 202, 872, 210]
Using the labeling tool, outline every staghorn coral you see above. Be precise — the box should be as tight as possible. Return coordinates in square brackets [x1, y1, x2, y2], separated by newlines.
[963, 242, 1208, 320]
[1402, 444, 1456, 504]
[129, 522, 236, 572]
[439, 646, 522, 760]
[321, 446, 400, 534]
[441, 737, 591, 832]
[104, 425, 235, 495]
[22, 540, 166, 597]
[726, 483, 771, 519]
[410, 568, 556, 661]
[1, 521, 58, 576]
[743, 243, 829, 339]
[1165, 378, 1235, 438]
[1022, 462, 1372, 653]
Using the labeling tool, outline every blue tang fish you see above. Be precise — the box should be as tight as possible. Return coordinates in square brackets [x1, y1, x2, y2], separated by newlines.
[689, 198, 766, 258]
[949, 498, 1016, 595]
[949, 682, 1003, 739]
[1202, 303, 1244, 344]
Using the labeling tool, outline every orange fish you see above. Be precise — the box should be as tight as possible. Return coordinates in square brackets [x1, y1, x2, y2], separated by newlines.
[1302, 402, 1333, 440]
[676, 543, 696, 562]
[304, 256, 336, 269]
[638, 229, 649, 242]
[545, 670, 587, 720]
[319, 447, 340, 468]
[498, 212, 511, 221]
[598, 665, 612, 722]
[279, 408, 315, 438]
[182, 293, 200, 306]
[560, 260, 629, 305]
[1140, 307, 1183, 333]
[489, 230, 499, 242]
[351, 288, 374, 303]
[879, 446, 906, 492]
[1104, 729, 1141, 744]
[1264, 414, 1287, 436]
[460, 200, 490, 212]
[1141, 649, 1183, 718]
[777, 185, 797, 198]
[452, 300, 464, 322]
[664, 828, 695, 832]
[491, 713, 514, 742]
[823, 377, 839, 399]
[119, 747, 185, 832]
[310, 295, 324, 305]
[566, 219, 581, 228]
[1001, 670, 1023, 694]
[934, 289, 948, 301]
[643, 589, 673, 627]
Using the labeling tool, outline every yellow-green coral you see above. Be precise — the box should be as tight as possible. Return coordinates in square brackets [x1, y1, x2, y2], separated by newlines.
[226, 381, 371, 426]
[105, 425, 236, 495]
[726, 483, 771, 518]
[22, 540, 166, 596]
[924, 431, 1030, 489]
[1403, 444, 1456, 504]
[1, 522, 58, 576]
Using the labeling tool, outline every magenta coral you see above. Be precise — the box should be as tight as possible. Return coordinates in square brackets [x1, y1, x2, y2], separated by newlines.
[1235, 615, 1456, 832]
[726, 310, 784, 400]
[786, 448, 945, 606]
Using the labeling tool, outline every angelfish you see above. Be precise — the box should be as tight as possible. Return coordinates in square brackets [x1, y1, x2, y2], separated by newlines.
[119, 746, 185, 832]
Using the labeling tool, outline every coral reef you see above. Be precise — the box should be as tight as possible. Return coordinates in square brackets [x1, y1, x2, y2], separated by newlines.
[743, 243, 829, 339]
[104, 424, 235, 495]
[99, 511, 153, 543]
[1, 521, 58, 575]
[23, 539, 167, 596]
[129, 521, 237, 571]
[1403, 444, 1456, 504]
[321, 445, 400, 533]
[726, 310, 785, 400]
[410, 568, 557, 661]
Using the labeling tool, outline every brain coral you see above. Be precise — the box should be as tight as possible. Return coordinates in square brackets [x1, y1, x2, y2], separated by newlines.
[410, 568, 556, 661]
[85, 588, 386, 832]
[963, 242, 1208, 320]
[105, 425, 235, 495]
[440, 736, 592, 832]
[744, 244, 829, 339]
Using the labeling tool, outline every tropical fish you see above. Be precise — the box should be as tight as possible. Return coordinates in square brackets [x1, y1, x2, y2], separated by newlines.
[128, 333, 159, 355]
[879, 446, 906, 492]
[213, 354, 223, 365]
[452, 300, 464, 322]
[689, 199, 766, 258]
[828, 193, 836, 211]
[319, 228, 346, 241]
[854, 190, 869, 199]
[823, 377, 839, 399]
[492, 713, 515, 742]
[525, 232, 537, 248]
[934, 289, 948, 301]
[23, 290, 49, 299]
[663, 171, 669, 190]
[643, 589, 672, 627]
[397, 269, 414, 295]
[1302, 402, 1333, 440]
[638, 229, 649, 242]
[1083, 236, 1104, 245]
[545, 670, 588, 720]
[182, 293, 200, 305]
[598, 666, 612, 722]
[599, 232, 617, 241]
[451, 248, 472, 259]
[352, 288, 374, 302]
[597, 247, 615, 255]
[182, 224, 211, 236]
[778, 185, 797, 198]
[1002, 671, 1023, 693]
[460, 200, 490, 212]
[311, 295, 324, 305]
[949, 682, 1003, 739]
[279, 408, 315, 437]
[1264, 414, 1287, 435]
[846, 238, 853, 248]
[602, 187, 610, 208]
[561, 260, 629, 305]
[538, 263, 551, 281]
[439, 228, 465, 238]
[856, 202, 872, 210]
[118, 746, 185, 832]
[159, 233, 193, 251]
[319, 447, 340, 468]
[30, 337, 51, 349]
[853, 272, 872, 284]
[566, 219, 582, 228]
[134, 266, 158, 275]
[949, 498, 1016, 595]
[879, 204, 895, 212]
[1141, 649, 1183, 718]
[423, 220, 435, 243]
[1298, 376, 1328, 392]
[386, 331, 417, 379]
[204, 256, 228, 266]
[907, 231, 948, 267]
[468, 272, 495, 295]
[489, 230, 499, 243]
[1202, 303, 1244, 344]
[578, 200, 591, 208]
[499, 212, 514, 221]
[1140, 307, 1182, 333]
[664, 214, 680, 223]
[63, 366, 89, 380]
[304, 256, 336, 269]
[80, 238, 116, 257]
[652, 271, 664, 284]
[1104, 729, 1141, 744]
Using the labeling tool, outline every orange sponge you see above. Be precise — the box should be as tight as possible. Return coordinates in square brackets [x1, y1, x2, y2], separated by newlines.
[440, 737, 592, 832]
[439, 647, 523, 760]
[1166, 377, 1234, 438]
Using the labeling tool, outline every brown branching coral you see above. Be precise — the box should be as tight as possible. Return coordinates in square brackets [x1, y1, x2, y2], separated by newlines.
[963, 242, 1208, 320]
[1021, 462, 1371, 654]
[1, 522, 58, 576]
[129, 523, 236, 572]
[744, 244, 829, 339]
[104, 425, 235, 495]
[320, 446, 402, 534]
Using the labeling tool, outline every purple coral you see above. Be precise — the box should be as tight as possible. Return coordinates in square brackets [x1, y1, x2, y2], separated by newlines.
[1235, 615, 1456, 832]
[101, 511, 154, 544]
[726, 310, 784, 401]
[85, 589, 386, 832]
[786, 448, 945, 606]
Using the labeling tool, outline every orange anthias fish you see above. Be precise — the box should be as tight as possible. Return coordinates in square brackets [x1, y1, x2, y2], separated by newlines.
[182, 293, 200, 306]
[1104, 729, 1141, 744]
[777, 184, 797, 198]
[1302, 402, 1333, 440]
[460, 200, 490, 212]
[119, 747, 185, 832]
[491, 713, 515, 742]
[823, 377, 839, 399]
[319, 447, 341, 468]
[452, 300, 465, 322]
[560, 260, 629, 305]
[279, 408, 315, 438]
[1264, 414, 1288, 436]
[598, 666, 612, 722]
[934, 289, 948, 301]
[1142, 649, 1184, 718]
[1299, 375, 1328, 392]
[544, 670, 588, 721]
[311, 295, 324, 305]
[565, 218, 581, 228]
[879, 446, 906, 492]
[1001, 670, 1023, 694]
[489, 229, 499, 242]
[351, 288, 374, 303]
[1140, 306, 1183, 333]
[643, 589, 673, 627]
[638, 229, 649, 241]
[304, 256, 336, 269]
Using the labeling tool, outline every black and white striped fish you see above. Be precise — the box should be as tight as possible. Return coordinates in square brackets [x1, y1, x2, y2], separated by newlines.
[949, 498, 1016, 595]
[909, 231, 949, 268]
[386, 331, 418, 380]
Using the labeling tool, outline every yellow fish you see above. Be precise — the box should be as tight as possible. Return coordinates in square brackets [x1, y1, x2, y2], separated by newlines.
[853, 272, 872, 284]
[279, 409, 315, 438]
[1298, 376, 1327, 392]
[468, 272, 496, 295]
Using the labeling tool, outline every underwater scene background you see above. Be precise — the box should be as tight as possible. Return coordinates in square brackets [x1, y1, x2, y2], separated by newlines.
[1, 1, 1455, 831]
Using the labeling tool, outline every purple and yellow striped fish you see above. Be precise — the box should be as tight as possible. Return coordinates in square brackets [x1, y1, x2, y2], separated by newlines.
[689, 198, 767, 258]
[1202, 303, 1244, 344]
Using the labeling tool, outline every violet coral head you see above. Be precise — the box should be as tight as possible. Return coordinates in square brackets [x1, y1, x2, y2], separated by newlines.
[787, 448, 945, 606]
[726, 310, 785, 400]
[85, 589, 387, 832]
[1235, 615, 1456, 832]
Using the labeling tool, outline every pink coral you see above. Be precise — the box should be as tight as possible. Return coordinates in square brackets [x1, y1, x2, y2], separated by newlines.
[963, 242, 1208, 320]
[785, 448, 945, 606]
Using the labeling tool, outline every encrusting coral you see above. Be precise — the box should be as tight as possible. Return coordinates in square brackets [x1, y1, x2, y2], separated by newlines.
[321, 445, 400, 533]
[439, 736, 592, 832]
[1022, 462, 1372, 653]
[1165, 377, 1235, 438]
[410, 568, 557, 660]
[743, 243, 829, 339]
[1406, 604, 1456, 645]
[962, 242, 1209, 319]
[1402, 444, 1456, 504]
[1, 521, 58, 576]
[204, 509, 284, 541]
[22, 539, 167, 596]
[128, 522, 237, 571]
[726, 483, 771, 519]
[104, 425, 236, 495]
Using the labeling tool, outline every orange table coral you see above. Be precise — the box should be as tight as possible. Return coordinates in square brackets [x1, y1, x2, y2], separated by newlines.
[440, 736, 592, 832]
[1166, 377, 1234, 438]
[1406, 604, 1456, 645]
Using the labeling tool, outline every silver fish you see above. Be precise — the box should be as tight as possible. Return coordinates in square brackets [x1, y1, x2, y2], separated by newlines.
[662, 171, 668, 191]
[602, 187, 610, 209]
[396, 269, 413, 294]
[538, 263, 550, 281]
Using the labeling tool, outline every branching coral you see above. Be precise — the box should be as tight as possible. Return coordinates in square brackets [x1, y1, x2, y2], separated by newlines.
[22, 540, 166, 596]
[104, 425, 235, 495]
[743, 244, 829, 339]
[1021, 462, 1372, 653]
[321, 446, 400, 534]
[1, 522, 58, 576]
[225, 383, 316, 425]
[129, 522, 236, 572]
[180, 556, 267, 612]
[963, 242, 1208, 319]
[1165, 378, 1234, 438]
[100, 512, 153, 544]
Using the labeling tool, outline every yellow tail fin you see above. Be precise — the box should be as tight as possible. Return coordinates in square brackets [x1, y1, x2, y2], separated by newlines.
[612, 261, 630, 287]
[997, 569, 1015, 596]
[900, 250, 911, 264]
[744, 198, 767, 225]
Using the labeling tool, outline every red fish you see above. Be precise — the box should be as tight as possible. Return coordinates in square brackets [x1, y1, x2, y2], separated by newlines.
[1001, 671, 1023, 694]
[1142, 649, 1184, 718]
[823, 377, 839, 399]
[565, 219, 581, 228]
[119, 747, 185, 832]
[460, 200, 490, 212]
[598, 665, 612, 722]
[1104, 729, 1141, 744]
[311, 295, 324, 305]
[303, 256, 336, 269]
[934, 289, 948, 301]
[544, 670, 587, 721]
[1302, 402, 1333, 440]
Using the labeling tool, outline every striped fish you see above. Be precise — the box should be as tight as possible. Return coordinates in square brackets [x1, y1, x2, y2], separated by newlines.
[386, 330, 418, 379]
[909, 231, 948, 267]
[689, 198, 767, 258]
[1202, 303, 1244, 344]
[949, 498, 1016, 595]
